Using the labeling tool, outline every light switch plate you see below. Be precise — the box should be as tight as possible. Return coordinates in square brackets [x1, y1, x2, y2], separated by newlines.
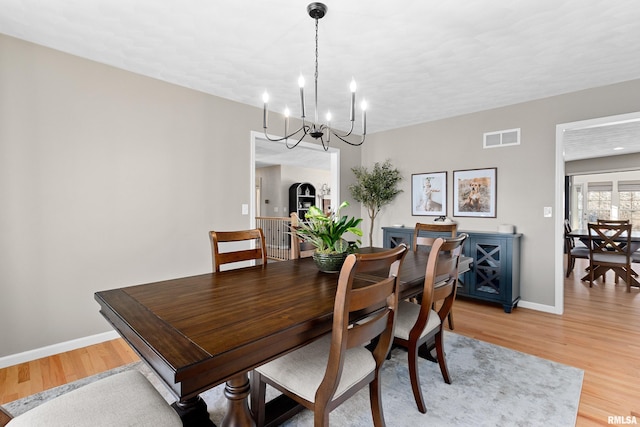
[543, 206, 552, 217]
[241, 204, 249, 215]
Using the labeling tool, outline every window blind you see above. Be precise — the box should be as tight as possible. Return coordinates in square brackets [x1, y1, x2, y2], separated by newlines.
[587, 181, 613, 192]
[618, 180, 640, 192]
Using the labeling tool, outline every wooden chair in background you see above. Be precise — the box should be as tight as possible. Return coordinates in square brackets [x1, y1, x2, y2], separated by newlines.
[250, 245, 408, 427]
[392, 234, 467, 413]
[209, 228, 267, 272]
[564, 219, 589, 278]
[596, 219, 630, 225]
[587, 223, 633, 292]
[290, 212, 315, 259]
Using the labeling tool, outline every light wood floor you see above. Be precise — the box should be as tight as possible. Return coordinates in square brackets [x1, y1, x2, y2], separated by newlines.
[1, 258, 639, 426]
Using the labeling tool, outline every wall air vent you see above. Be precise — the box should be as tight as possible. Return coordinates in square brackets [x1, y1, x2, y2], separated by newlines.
[483, 128, 520, 149]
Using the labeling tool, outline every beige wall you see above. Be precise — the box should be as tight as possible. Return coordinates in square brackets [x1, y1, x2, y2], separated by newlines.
[362, 79, 640, 308]
[256, 165, 283, 216]
[0, 35, 362, 357]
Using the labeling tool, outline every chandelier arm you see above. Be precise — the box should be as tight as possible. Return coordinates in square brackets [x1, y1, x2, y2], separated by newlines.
[319, 134, 329, 151]
[328, 128, 365, 146]
[328, 121, 355, 138]
[262, 123, 308, 143]
[284, 127, 310, 149]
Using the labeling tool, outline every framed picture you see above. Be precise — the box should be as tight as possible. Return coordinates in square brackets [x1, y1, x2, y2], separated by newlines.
[453, 168, 497, 217]
[411, 171, 447, 216]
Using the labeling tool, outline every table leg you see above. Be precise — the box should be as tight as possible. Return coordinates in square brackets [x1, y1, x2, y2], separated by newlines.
[171, 395, 215, 427]
[222, 373, 255, 427]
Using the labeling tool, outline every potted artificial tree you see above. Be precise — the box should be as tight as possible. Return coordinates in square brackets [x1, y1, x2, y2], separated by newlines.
[293, 201, 363, 273]
[349, 160, 403, 247]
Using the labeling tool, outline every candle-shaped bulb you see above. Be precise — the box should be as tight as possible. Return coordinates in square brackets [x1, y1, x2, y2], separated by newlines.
[284, 107, 289, 139]
[326, 111, 332, 123]
[349, 79, 357, 121]
[299, 75, 306, 118]
[361, 100, 367, 135]
[262, 91, 269, 129]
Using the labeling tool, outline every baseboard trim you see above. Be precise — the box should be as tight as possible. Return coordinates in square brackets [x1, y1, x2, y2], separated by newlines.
[518, 299, 562, 315]
[0, 331, 120, 369]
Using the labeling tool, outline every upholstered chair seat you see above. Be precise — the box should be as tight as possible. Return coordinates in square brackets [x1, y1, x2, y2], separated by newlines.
[255, 334, 376, 402]
[394, 302, 441, 341]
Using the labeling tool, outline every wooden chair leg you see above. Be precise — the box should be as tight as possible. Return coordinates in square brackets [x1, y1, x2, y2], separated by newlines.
[408, 343, 427, 414]
[447, 311, 454, 330]
[313, 408, 330, 427]
[434, 330, 451, 384]
[566, 256, 574, 278]
[369, 375, 385, 427]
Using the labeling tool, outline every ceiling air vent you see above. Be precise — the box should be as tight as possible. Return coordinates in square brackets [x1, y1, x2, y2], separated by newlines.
[483, 128, 520, 149]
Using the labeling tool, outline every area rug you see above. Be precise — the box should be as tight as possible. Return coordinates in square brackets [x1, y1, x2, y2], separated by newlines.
[3, 332, 583, 426]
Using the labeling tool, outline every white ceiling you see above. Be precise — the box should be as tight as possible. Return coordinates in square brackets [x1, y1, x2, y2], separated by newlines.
[2, 0, 640, 162]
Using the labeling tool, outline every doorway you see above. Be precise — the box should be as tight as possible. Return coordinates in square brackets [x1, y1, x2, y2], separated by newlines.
[249, 131, 340, 228]
[555, 111, 640, 314]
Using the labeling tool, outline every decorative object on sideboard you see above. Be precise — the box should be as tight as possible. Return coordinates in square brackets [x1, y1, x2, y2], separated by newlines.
[434, 215, 455, 224]
[261, 2, 367, 151]
[498, 224, 515, 234]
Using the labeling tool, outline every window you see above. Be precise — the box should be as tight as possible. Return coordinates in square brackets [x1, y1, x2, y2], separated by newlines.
[586, 181, 612, 222]
[618, 180, 640, 230]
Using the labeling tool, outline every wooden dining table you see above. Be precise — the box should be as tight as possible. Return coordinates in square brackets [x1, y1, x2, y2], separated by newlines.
[567, 228, 640, 286]
[94, 248, 430, 427]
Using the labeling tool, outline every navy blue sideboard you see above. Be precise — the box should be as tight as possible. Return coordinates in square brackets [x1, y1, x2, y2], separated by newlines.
[382, 226, 521, 313]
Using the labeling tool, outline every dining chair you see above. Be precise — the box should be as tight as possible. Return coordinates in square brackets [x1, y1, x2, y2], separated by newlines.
[209, 228, 267, 272]
[587, 223, 633, 292]
[392, 234, 468, 414]
[596, 219, 630, 225]
[412, 222, 472, 330]
[0, 371, 182, 427]
[564, 219, 589, 278]
[289, 212, 315, 259]
[250, 244, 409, 427]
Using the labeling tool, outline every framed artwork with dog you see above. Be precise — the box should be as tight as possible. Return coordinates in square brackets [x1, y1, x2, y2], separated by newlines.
[453, 167, 497, 217]
[411, 171, 447, 216]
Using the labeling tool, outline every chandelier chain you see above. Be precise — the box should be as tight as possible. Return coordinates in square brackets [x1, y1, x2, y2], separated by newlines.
[314, 18, 319, 126]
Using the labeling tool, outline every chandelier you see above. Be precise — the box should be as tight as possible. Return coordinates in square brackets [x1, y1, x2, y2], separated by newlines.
[262, 2, 367, 151]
